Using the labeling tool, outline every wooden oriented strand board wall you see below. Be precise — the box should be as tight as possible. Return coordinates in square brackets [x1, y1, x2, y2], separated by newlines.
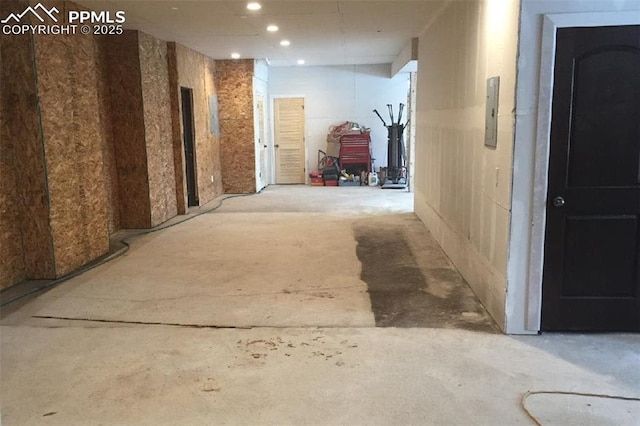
[0, 3, 186, 289]
[103, 30, 179, 228]
[0, 0, 56, 289]
[215, 60, 256, 194]
[0, 0, 115, 286]
[201, 53, 224, 200]
[103, 31, 152, 228]
[167, 43, 187, 214]
[0, 122, 25, 289]
[32, 0, 110, 276]
[96, 36, 120, 234]
[139, 32, 177, 226]
[172, 43, 223, 206]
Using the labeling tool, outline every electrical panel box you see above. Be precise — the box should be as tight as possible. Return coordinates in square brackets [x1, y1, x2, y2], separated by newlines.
[484, 76, 500, 148]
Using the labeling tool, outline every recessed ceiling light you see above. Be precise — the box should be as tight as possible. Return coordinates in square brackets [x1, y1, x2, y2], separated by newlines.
[231, 52, 241, 59]
[246, 2, 261, 11]
[280, 40, 290, 47]
[171, 6, 178, 10]
[297, 59, 305, 65]
[267, 24, 278, 32]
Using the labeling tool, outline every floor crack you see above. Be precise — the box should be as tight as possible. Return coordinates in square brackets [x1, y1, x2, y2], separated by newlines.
[31, 315, 253, 329]
[30, 315, 376, 329]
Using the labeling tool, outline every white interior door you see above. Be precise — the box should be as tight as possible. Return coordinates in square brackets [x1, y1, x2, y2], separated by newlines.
[256, 93, 267, 190]
[274, 97, 305, 184]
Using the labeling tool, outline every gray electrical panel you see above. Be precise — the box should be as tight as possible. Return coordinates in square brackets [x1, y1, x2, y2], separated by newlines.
[484, 76, 499, 148]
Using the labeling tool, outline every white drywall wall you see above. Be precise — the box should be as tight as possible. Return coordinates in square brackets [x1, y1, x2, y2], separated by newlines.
[268, 64, 409, 176]
[414, 0, 520, 331]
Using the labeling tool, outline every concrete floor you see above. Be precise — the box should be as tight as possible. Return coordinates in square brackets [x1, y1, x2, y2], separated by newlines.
[1, 186, 639, 425]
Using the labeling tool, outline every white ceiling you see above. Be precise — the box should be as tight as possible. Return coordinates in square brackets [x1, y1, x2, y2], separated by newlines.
[78, 0, 446, 66]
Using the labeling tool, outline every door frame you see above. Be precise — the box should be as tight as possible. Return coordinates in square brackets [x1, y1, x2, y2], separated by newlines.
[270, 94, 307, 184]
[507, 10, 640, 334]
[407, 72, 417, 193]
[254, 87, 267, 191]
[180, 86, 198, 207]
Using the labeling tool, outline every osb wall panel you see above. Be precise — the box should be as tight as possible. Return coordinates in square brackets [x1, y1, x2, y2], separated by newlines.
[0, 6, 26, 287]
[0, 135, 25, 289]
[96, 36, 120, 234]
[103, 31, 152, 228]
[139, 32, 177, 226]
[215, 60, 256, 194]
[33, 0, 109, 276]
[219, 119, 257, 193]
[0, 1, 27, 288]
[0, 0, 55, 287]
[203, 57, 224, 197]
[175, 43, 223, 205]
[167, 43, 186, 214]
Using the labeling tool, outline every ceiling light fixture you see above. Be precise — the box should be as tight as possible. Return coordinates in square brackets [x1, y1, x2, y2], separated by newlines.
[246, 2, 261, 11]
[267, 24, 278, 32]
[231, 52, 241, 59]
[171, 6, 178, 10]
[280, 40, 290, 46]
[297, 59, 305, 65]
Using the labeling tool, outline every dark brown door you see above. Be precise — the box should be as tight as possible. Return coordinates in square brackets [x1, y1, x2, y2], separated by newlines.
[542, 25, 640, 331]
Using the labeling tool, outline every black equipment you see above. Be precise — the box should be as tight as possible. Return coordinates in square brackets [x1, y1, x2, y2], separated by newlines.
[373, 103, 409, 189]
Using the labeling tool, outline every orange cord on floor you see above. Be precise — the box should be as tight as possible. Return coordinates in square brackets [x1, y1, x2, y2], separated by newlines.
[521, 390, 640, 425]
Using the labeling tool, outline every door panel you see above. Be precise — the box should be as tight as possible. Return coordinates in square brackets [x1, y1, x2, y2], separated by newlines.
[562, 216, 637, 297]
[274, 97, 305, 184]
[542, 25, 640, 331]
[568, 49, 640, 187]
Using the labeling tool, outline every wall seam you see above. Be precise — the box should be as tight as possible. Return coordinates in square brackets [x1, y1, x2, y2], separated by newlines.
[166, 42, 184, 215]
[136, 32, 153, 227]
[199, 54, 207, 204]
[100, 35, 122, 234]
[29, 31, 56, 278]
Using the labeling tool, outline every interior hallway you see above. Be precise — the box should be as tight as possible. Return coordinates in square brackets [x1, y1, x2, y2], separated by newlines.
[1, 186, 639, 424]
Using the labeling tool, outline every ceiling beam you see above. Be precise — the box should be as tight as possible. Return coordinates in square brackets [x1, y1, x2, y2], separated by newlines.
[391, 37, 418, 77]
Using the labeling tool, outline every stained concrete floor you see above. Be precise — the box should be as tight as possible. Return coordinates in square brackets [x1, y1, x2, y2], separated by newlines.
[1, 185, 639, 425]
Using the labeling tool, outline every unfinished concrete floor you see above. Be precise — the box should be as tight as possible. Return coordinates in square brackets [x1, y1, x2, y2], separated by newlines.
[1, 185, 639, 425]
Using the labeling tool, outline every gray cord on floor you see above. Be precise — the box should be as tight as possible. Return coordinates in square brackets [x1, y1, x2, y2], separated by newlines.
[521, 390, 640, 425]
[0, 193, 257, 308]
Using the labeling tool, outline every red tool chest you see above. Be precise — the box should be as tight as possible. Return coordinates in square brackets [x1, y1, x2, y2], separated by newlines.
[339, 134, 371, 173]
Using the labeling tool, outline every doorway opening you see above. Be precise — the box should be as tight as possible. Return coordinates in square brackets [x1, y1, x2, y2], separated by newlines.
[180, 87, 198, 207]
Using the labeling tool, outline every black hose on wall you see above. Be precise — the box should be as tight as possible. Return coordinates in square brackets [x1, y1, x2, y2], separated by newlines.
[0, 193, 258, 308]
